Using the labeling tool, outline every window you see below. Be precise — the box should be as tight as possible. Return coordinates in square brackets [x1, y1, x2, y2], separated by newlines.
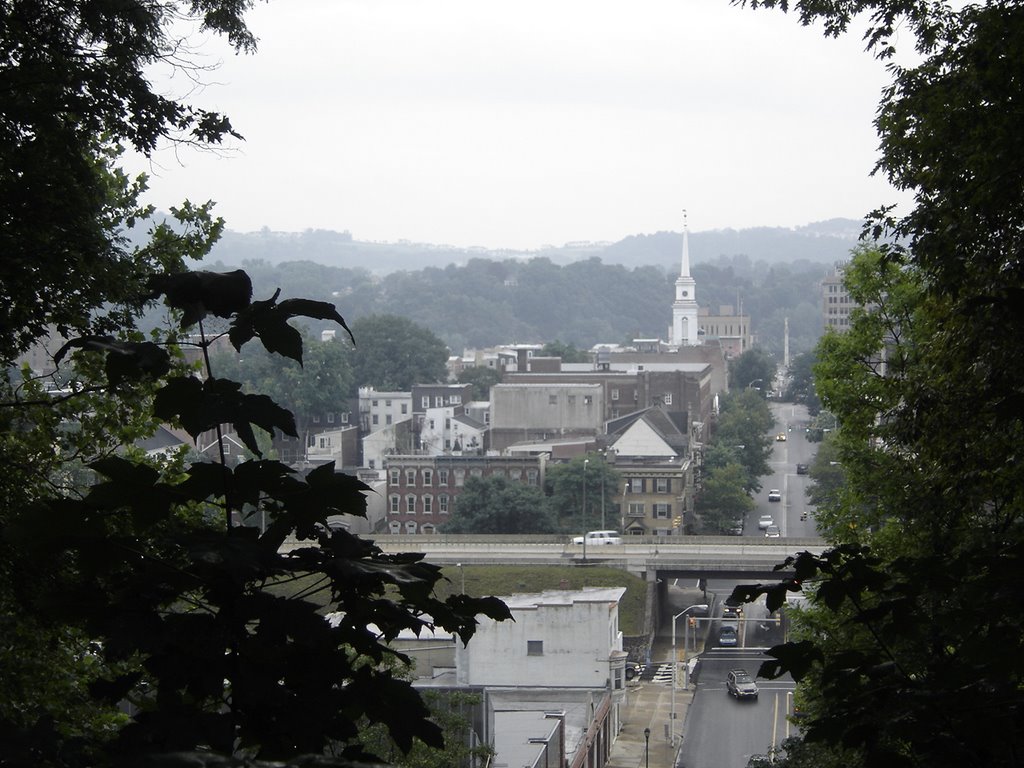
[405, 521, 417, 534]
[406, 495, 416, 513]
[406, 469, 417, 485]
[439, 469, 449, 486]
[583, 395, 593, 405]
[439, 494, 450, 514]
[423, 495, 433, 514]
[454, 469, 465, 487]
[664, 392, 672, 405]
[628, 502, 645, 518]
[549, 395, 558, 405]
[421, 523, 435, 534]
[341, 412, 349, 423]
[509, 468, 522, 480]
[445, 418, 451, 430]
[451, 395, 461, 404]
[470, 468, 483, 478]
[327, 412, 335, 424]
[423, 469, 433, 486]
[654, 503, 671, 519]
[628, 478, 645, 493]
[389, 521, 402, 533]
[656, 478, 670, 494]
[401, 403, 408, 414]
[527, 640, 544, 656]
[389, 469, 400, 485]
[434, 396, 443, 407]
[385, 399, 391, 406]
[568, 395, 576, 405]
[390, 495, 400, 513]
[372, 414, 379, 425]
[527, 469, 539, 486]
[611, 388, 619, 401]
[385, 414, 393, 425]
[372, 400, 379, 406]
[422, 396, 430, 408]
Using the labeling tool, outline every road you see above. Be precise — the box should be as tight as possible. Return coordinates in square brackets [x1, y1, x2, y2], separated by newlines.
[745, 402, 818, 539]
[676, 648, 797, 768]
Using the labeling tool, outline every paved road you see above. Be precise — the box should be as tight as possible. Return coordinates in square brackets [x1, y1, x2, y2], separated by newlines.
[676, 648, 796, 768]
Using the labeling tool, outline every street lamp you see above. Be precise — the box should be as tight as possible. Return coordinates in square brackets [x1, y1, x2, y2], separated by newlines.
[456, 562, 465, 594]
[581, 458, 590, 561]
[643, 727, 651, 768]
[670, 604, 708, 745]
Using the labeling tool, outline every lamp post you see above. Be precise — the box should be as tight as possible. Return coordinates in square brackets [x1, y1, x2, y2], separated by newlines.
[456, 562, 465, 594]
[746, 378, 764, 392]
[670, 604, 708, 745]
[643, 727, 651, 768]
[581, 458, 590, 561]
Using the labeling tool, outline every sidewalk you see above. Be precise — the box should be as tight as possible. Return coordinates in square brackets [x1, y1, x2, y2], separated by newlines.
[606, 678, 692, 768]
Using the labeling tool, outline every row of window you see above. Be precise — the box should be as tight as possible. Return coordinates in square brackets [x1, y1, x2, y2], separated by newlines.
[390, 494, 451, 514]
[624, 477, 674, 494]
[388, 467, 540, 487]
[625, 502, 673, 518]
[388, 521, 437, 534]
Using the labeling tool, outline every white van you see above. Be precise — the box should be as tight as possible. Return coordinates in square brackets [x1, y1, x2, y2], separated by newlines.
[572, 530, 623, 546]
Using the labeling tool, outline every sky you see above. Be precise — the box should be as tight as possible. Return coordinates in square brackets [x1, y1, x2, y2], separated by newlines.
[130, 0, 914, 251]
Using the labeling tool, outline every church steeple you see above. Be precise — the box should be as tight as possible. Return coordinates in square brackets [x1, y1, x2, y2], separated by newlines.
[671, 210, 699, 346]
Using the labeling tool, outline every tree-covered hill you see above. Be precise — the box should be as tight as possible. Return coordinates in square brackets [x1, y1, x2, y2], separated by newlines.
[204, 218, 862, 275]
[201, 253, 831, 357]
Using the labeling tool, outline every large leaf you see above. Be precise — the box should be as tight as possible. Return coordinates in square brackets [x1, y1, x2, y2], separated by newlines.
[147, 270, 253, 327]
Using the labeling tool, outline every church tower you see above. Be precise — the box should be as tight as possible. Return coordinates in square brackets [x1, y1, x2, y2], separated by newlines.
[671, 211, 700, 346]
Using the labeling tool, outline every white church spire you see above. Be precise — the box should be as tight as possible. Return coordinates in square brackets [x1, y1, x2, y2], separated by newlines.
[671, 209, 700, 346]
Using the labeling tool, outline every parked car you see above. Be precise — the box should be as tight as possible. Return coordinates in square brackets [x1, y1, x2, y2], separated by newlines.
[764, 525, 781, 538]
[758, 514, 774, 529]
[768, 489, 782, 502]
[718, 625, 738, 647]
[625, 661, 641, 681]
[796, 463, 809, 475]
[572, 530, 623, 545]
[726, 669, 759, 699]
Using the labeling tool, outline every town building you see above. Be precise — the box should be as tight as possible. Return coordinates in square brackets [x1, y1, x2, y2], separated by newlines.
[382, 453, 547, 534]
[697, 304, 751, 359]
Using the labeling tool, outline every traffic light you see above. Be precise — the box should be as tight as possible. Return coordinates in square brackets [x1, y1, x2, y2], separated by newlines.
[673, 515, 683, 528]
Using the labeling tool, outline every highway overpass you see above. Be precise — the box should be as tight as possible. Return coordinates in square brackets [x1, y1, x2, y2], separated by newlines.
[284, 534, 829, 581]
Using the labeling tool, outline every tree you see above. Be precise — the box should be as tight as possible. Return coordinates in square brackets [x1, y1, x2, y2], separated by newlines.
[539, 340, 590, 363]
[711, 390, 774, 493]
[456, 366, 503, 401]
[728, 348, 776, 393]
[212, 334, 354, 449]
[695, 462, 755, 534]
[544, 455, 623, 533]
[349, 315, 449, 392]
[443, 475, 556, 534]
[785, 351, 821, 413]
[2, 272, 513, 766]
[0, 1, 253, 366]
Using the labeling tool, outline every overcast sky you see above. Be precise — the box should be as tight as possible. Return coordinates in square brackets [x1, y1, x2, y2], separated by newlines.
[130, 0, 912, 250]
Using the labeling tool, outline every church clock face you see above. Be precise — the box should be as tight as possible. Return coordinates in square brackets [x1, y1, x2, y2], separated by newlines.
[681, 290, 688, 297]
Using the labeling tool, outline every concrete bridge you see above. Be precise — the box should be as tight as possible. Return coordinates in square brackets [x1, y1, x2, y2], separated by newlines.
[314, 534, 829, 581]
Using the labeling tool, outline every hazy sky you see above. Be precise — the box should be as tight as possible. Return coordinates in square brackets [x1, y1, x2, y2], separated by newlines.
[131, 0, 912, 250]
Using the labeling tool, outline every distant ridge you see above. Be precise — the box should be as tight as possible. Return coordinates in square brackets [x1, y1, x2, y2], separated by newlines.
[203, 218, 864, 275]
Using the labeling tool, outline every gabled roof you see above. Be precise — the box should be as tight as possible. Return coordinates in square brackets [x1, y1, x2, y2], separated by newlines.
[607, 406, 689, 457]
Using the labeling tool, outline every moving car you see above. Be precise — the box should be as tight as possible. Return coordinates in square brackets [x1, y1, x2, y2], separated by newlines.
[775, 433, 787, 441]
[768, 489, 782, 502]
[718, 625, 738, 647]
[726, 669, 759, 699]
[796, 463, 809, 475]
[572, 530, 622, 546]
[764, 525, 781, 538]
[758, 514, 774, 529]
